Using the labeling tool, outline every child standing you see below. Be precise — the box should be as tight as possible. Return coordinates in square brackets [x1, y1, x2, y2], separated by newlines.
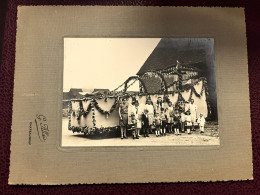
[130, 113, 138, 139]
[185, 110, 192, 134]
[173, 109, 181, 136]
[197, 113, 206, 134]
[135, 101, 142, 138]
[167, 102, 174, 134]
[160, 108, 167, 136]
[142, 109, 150, 137]
[154, 112, 161, 137]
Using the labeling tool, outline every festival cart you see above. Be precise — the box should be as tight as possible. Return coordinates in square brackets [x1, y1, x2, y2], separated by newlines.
[67, 70, 211, 137]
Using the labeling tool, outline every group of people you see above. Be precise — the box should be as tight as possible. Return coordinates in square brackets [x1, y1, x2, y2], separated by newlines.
[119, 96, 206, 140]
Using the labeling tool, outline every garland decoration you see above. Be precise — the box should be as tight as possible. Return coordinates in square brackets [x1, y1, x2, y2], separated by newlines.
[111, 81, 126, 92]
[68, 101, 72, 130]
[192, 78, 205, 98]
[92, 98, 118, 116]
[178, 91, 186, 102]
[77, 100, 84, 121]
[124, 78, 137, 92]
[188, 89, 193, 102]
[166, 81, 178, 89]
[81, 99, 92, 117]
[203, 79, 212, 120]
[123, 76, 148, 93]
[91, 101, 96, 129]
[76, 125, 120, 137]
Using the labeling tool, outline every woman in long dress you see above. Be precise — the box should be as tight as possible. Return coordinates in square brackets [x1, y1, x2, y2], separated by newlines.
[145, 99, 155, 134]
[119, 97, 129, 139]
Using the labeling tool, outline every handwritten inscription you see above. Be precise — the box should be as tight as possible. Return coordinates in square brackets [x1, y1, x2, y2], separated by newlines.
[28, 114, 49, 144]
[35, 114, 49, 142]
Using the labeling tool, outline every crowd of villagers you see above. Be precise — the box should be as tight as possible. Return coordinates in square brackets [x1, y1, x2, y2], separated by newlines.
[118, 96, 206, 140]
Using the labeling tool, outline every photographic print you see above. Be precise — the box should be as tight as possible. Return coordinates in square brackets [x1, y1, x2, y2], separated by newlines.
[9, 7, 252, 185]
[62, 38, 219, 147]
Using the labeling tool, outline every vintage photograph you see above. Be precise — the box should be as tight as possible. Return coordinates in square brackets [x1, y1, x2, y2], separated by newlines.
[62, 38, 219, 146]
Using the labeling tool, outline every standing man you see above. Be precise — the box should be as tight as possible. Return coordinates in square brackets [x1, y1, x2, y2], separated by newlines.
[188, 99, 198, 131]
[119, 97, 129, 139]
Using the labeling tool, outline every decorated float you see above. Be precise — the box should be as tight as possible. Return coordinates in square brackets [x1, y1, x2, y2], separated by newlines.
[67, 71, 210, 137]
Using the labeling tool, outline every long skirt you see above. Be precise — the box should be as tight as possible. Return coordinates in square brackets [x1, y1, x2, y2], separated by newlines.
[119, 113, 128, 126]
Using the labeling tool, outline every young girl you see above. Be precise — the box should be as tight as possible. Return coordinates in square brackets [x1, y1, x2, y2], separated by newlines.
[173, 109, 181, 136]
[197, 113, 206, 134]
[185, 110, 192, 134]
[160, 108, 167, 136]
[154, 112, 161, 137]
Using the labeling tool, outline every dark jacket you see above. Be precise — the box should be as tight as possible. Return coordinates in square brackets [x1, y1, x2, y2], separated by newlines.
[142, 114, 149, 128]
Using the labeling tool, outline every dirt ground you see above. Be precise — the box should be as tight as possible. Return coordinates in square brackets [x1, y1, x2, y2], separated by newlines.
[62, 118, 219, 147]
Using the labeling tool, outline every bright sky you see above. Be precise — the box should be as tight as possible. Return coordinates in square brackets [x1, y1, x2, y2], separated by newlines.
[63, 38, 161, 92]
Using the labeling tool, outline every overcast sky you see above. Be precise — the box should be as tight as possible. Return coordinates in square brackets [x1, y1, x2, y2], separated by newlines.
[63, 38, 161, 92]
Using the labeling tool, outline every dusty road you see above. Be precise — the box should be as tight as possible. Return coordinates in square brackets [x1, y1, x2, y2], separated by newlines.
[62, 118, 219, 147]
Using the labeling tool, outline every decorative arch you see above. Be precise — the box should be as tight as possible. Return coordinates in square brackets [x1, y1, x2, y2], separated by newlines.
[140, 71, 168, 93]
[171, 71, 182, 77]
[123, 76, 148, 93]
